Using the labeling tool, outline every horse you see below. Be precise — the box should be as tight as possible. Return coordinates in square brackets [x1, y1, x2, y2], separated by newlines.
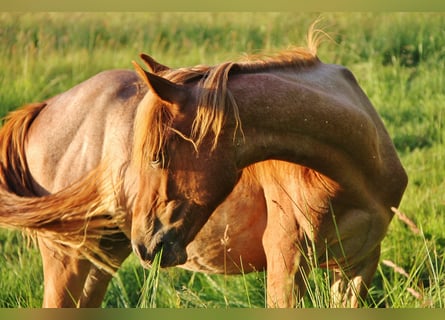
[130, 45, 408, 306]
[0, 35, 407, 307]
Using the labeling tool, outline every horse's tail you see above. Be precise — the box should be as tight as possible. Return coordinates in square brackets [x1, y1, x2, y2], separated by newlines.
[0, 164, 122, 238]
[0, 103, 125, 272]
[0, 167, 125, 273]
[0, 102, 44, 196]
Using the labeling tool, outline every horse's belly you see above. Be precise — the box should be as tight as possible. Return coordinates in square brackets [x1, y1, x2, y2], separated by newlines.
[181, 176, 267, 274]
[182, 222, 267, 274]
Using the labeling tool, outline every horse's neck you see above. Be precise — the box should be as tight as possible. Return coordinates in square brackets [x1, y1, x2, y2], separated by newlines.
[236, 125, 368, 194]
[231, 68, 400, 201]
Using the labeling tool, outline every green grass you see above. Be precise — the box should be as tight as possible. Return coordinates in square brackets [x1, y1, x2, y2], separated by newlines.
[1, 12, 445, 308]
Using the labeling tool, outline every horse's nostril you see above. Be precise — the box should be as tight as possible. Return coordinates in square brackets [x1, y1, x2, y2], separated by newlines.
[153, 240, 164, 254]
[136, 243, 149, 260]
[134, 240, 165, 263]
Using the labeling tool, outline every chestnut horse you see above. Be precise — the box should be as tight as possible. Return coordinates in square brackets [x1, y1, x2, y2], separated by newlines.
[0, 41, 407, 307]
[130, 48, 408, 306]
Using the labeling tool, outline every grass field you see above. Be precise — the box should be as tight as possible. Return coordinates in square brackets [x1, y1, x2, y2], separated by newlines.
[0, 12, 445, 307]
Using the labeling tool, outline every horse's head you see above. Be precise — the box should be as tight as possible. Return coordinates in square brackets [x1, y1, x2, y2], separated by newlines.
[130, 57, 241, 267]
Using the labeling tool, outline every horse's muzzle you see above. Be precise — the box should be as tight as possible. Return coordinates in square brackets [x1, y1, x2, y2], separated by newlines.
[132, 232, 188, 268]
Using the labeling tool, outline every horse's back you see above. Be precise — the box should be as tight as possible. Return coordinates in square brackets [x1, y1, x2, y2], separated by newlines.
[25, 69, 147, 194]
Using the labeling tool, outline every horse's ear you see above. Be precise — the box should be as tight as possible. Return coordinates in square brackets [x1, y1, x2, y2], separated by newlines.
[139, 53, 170, 73]
[132, 61, 187, 105]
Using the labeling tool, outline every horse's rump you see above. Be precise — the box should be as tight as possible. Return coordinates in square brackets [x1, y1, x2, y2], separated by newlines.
[0, 103, 125, 272]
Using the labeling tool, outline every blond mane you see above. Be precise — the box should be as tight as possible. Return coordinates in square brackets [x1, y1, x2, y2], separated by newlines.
[133, 26, 324, 171]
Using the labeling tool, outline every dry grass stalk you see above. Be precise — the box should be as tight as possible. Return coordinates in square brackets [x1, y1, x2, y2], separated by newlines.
[391, 206, 420, 235]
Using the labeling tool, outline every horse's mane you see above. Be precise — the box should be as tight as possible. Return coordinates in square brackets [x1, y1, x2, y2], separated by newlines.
[133, 26, 324, 170]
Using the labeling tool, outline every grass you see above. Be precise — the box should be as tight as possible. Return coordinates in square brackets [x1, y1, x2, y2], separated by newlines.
[1, 12, 445, 307]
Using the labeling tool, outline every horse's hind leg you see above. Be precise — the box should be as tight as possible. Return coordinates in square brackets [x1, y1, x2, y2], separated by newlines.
[79, 235, 132, 307]
[39, 238, 91, 307]
[78, 265, 114, 307]
[39, 235, 132, 307]
[330, 245, 381, 307]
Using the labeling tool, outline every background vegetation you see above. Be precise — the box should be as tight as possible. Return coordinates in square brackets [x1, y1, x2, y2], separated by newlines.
[0, 12, 444, 307]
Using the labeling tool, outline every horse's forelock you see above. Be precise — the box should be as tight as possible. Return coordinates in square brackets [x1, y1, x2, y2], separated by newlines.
[133, 94, 173, 171]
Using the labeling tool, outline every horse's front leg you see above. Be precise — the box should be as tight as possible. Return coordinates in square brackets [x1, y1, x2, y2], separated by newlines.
[38, 238, 91, 307]
[262, 199, 308, 308]
[327, 205, 388, 307]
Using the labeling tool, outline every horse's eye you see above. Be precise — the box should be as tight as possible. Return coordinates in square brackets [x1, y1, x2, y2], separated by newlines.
[150, 151, 167, 169]
[150, 158, 162, 169]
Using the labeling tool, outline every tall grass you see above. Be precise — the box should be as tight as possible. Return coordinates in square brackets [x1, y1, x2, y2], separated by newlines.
[0, 12, 444, 307]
